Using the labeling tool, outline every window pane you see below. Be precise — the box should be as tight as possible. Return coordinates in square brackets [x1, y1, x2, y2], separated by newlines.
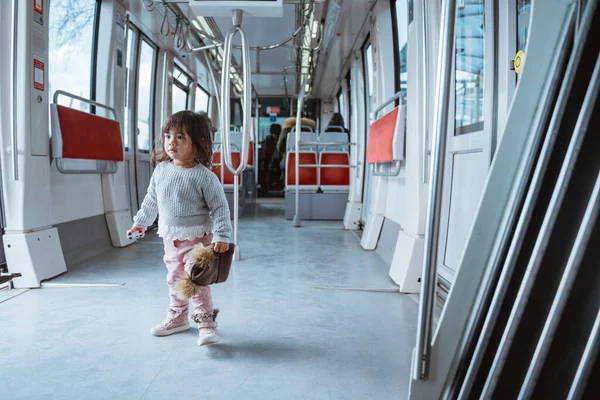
[395, 0, 409, 99]
[365, 44, 374, 98]
[338, 93, 345, 121]
[172, 85, 188, 113]
[137, 40, 156, 152]
[517, 0, 531, 51]
[455, 0, 485, 135]
[195, 86, 210, 113]
[49, 0, 96, 111]
[123, 28, 136, 149]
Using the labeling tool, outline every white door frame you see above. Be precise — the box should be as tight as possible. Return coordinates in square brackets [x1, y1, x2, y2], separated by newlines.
[436, 0, 497, 285]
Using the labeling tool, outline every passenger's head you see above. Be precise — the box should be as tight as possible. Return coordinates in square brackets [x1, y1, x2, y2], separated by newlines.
[152, 111, 213, 168]
[270, 123, 282, 137]
[328, 112, 345, 128]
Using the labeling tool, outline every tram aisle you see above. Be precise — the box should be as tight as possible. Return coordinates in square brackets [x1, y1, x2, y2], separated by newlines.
[0, 203, 418, 400]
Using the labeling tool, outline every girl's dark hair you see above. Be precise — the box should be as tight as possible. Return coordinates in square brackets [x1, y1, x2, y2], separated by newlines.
[151, 111, 213, 168]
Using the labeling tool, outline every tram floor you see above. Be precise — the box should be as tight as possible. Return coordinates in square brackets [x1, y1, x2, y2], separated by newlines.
[0, 203, 419, 400]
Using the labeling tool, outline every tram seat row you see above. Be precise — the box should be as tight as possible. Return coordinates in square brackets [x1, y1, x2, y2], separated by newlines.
[284, 151, 350, 192]
[283, 131, 352, 220]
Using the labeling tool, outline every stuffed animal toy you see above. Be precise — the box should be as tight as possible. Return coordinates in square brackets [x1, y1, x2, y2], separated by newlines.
[175, 243, 236, 299]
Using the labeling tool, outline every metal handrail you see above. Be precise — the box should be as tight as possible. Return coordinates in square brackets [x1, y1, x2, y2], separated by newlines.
[52, 90, 120, 175]
[53, 90, 118, 119]
[11, 0, 19, 180]
[414, 0, 457, 381]
[370, 90, 405, 123]
[219, 10, 251, 261]
[421, 0, 430, 184]
[372, 161, 402, 177]
[203, 51, 221, 127]
[293, 77, 311, 227]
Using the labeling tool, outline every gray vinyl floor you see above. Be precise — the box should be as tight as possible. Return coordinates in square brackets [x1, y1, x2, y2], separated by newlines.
[0, 203, 419, 400]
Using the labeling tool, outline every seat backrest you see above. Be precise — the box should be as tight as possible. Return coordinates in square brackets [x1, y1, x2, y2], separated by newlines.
[214, 132, 253, 167]
[366, 105, 405, 164]
[319, 132, 350, 152]
[51, 104, 123, 161]
[319, 152, 350, 188]
[285, 151, 318, 189]
[211, 151, 242, 186]
[286, 132, 317, 151]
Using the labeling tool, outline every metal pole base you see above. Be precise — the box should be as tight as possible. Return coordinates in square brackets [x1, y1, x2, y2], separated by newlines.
[293, 215, 301, 227]
[234, 245, 241, 261]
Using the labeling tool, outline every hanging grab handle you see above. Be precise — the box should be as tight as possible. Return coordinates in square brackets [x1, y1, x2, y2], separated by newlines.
[219, 10, 251, 176]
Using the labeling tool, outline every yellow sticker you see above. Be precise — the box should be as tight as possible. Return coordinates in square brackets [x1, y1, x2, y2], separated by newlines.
[514, 50, 525, 74]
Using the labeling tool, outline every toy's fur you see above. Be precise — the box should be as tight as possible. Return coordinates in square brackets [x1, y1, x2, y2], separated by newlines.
[176, 244, 214, 299]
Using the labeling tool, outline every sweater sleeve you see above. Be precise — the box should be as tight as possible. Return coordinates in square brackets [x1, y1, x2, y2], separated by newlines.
[202, 170, 232, 243]
[132, 165, 160, 228]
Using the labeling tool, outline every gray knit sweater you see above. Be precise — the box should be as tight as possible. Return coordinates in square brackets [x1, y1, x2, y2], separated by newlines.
[133, 161, 232, 243]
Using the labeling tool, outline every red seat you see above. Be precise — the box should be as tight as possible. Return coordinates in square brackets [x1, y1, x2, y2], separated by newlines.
[319, 152, 350, 191]
[211, 151, 242, 187]
[366, 106, 404, 164]
[286, 152, 318, 191]
[53, 105, 123, 161]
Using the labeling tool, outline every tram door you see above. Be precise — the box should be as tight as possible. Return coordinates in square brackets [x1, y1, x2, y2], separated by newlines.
[124, 26, 158, 215]
[436, 0, 496, 289]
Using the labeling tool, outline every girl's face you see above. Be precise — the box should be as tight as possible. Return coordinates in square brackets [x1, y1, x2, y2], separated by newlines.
[164, 129, 196, 167]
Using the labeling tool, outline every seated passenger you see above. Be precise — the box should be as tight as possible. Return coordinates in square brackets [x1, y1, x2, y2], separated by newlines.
[325, 112, 350, 137]
[276, 116, 316, 154]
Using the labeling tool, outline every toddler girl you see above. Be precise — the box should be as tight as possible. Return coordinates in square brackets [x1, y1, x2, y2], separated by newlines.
[128, 110, 231, 346]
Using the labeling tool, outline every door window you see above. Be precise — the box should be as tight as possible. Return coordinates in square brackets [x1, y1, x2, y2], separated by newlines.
[455, 0, 485, 135]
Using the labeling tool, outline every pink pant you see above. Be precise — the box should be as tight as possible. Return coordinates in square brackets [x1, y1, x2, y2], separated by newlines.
[163, 234, 214, 316]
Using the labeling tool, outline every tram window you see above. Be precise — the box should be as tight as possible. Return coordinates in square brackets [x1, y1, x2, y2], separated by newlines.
[455, 0, 485, 135]
[123, 27, 136, 150]
[337, 90, 345, 121]
[517, 0, 531, 82]
[173, 65, 192, 112]
[394, 0, 409, 99]
[195, 85, 210, 113]
[136, 40, 157, 152]
[49, 0, 98, 113]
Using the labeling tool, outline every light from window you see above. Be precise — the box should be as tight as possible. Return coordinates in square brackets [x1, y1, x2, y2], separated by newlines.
[123, 27, 136, 149]
[172, 85, 188, 113]
[365, 44, 374, 98]
[455, 0, 485, 135]
[137, 40, 156, 152]
[49, 0, 96, 112]
[395, 0, 409, 98]
[195, 86, 210, 113]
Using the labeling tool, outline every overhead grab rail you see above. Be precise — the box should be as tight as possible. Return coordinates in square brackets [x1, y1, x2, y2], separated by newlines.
[368, 91, 406, 177]
[51, 90, 123, 174]
[219, 10, 251, 261]
[414, 0, 456, 381]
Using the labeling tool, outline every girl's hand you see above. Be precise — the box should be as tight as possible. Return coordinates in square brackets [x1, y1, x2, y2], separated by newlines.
[213, 242, 229, 253]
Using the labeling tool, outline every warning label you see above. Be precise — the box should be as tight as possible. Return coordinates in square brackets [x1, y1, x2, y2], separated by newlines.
[34, 57, 44, 91]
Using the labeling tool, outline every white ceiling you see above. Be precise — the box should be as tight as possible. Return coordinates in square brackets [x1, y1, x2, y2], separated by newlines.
[314, 0, 373, 100]
[211, 4, 300, 96]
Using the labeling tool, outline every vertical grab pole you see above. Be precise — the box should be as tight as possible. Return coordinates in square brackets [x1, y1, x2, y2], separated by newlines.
[203, 51, 224, 184]
[421, 0, 430, 184]
[255, 100, 259, 188]
[292, 78, 310, 227]
[219, 9, 251, 261]
[414, 0, 457, 380]
[11, 0, 19, 180]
